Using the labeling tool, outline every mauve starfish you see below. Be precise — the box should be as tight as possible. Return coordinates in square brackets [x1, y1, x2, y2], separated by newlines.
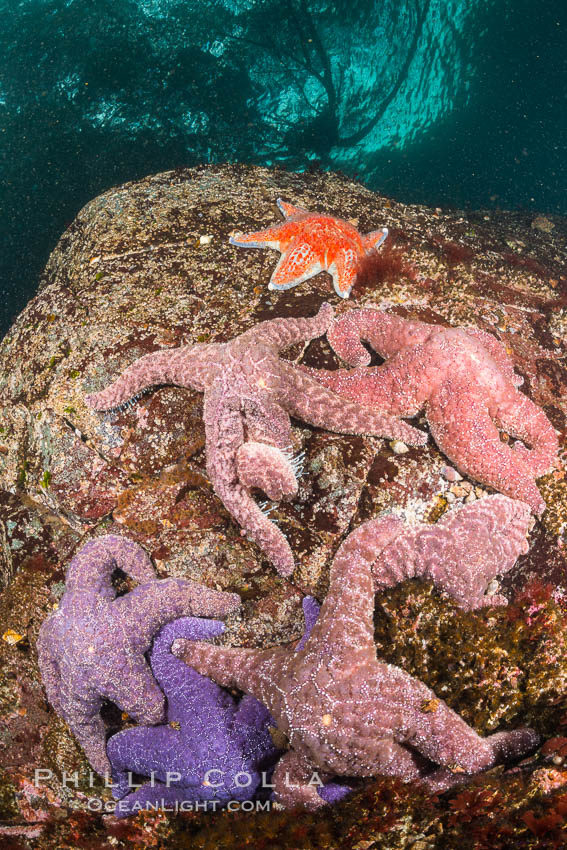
[229, 199, 388, 298]
[367, 494, 533, 610]
[303, 308, 558, 513]
[86, 305, 425, 575]
[36, 535, 240, 776]
[172, 519, 538, 810]
[108, 599, 351, 816]
[107, 616, 279, 817]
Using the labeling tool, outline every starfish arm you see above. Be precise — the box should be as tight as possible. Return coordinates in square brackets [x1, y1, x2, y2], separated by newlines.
[294, 512, 411, 609]
[295, 596, 321, 651]
[231, 694, 279, 770]
[85, 344, 215, 411]
[278, 361, 428, 446]
[417, 719, 540, 781]
[268, 239, 323, 291]
[239, 302, 334, 350]
[374, 496, 532, 610]
[148, 616, 226, 701]
[425, 495, 532, 608]
[369, 738, 429, 782]
[427, 381, 545, 514]
[204, 381, 295, 575]
[276, 198, 310, 218]
[300, 334, 445, 417]
[113, 578, 240, 648]
[272, 749, 328, 810]
[236, 442, 298, 500]
[65, 535, 156, 595]
[63, 692, 111, 777]
[492, 389, 559, 476]
[484, 728, 541, 762]
[422, 731, 541, 792]
[229, 219, 296, 251]
[421, 767, 471, 793]
[374, 664, 537, 776]
[361, 228, 388, 252]
[317, 782, 354, 804]
[329, 247, 358, 299]
[107, 725, 180, 800]
[303, 519, 380, 653]
[222, 481, 296, 575]
[102, 650, 166, 726]
[327, 308, 433, 366]
[294, 363, 410, 414]
[106, 726, 171, 800]
[37, 622, 116, 777]
[171, 640, 287, 714]
[232, 693, 273, 730]
[342, 515, 411, 593]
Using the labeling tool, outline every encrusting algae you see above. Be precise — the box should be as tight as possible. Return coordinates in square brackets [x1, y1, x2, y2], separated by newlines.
[373, 579, 567, 739]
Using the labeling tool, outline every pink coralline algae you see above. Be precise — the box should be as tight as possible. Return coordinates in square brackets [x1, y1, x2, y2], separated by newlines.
[86, 305, 425, 576]
[229, 199, 388, 298]
[366, 495, 533, 610]
[304, 308, 558, 514]
[36, 535, 240, 777]
[172, 518, 539, 810]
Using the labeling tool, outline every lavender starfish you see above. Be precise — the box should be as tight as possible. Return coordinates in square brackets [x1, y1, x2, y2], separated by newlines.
[172, 521, 539, 809]
[107, 616, 280, 817]
[304, 308, 558, 513]
[36, 535, 240, 777]
[86, 305, 425, 575]
[367, 495, 533, 610]
[109, 599, 351, 815]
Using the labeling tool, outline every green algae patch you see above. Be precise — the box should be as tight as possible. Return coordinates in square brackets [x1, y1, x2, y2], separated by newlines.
[373, 579, 567, 738]
[0, 769, 20, 820]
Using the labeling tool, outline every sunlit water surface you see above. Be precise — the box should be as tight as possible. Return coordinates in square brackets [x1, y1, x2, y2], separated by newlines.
[1, 0, 565, 334]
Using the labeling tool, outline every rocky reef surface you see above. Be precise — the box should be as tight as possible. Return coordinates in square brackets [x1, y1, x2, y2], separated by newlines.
[2, 164, 567, 848]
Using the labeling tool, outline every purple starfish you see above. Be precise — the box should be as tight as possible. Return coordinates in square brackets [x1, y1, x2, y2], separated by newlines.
[366, 494, 533, 610]
[172, 521, 539, 809]
[36, 535, 240, 777]
[86, 304, 426, 576]
[107, 616, 279, 817]
[108, 598, 351, 816]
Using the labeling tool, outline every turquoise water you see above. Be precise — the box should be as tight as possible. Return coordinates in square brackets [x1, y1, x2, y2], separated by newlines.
[1, 0, 565, 334]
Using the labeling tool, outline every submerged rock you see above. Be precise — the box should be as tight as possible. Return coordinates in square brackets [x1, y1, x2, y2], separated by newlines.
[1, 164, 567, 845]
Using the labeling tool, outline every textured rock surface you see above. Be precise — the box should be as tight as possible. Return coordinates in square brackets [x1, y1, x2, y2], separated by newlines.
[1, 163, 567, 845]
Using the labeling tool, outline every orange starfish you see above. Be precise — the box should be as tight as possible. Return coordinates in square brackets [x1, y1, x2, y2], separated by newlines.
[229, 199, 388, 298]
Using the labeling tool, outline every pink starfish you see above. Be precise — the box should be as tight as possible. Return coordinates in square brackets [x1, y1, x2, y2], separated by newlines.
[229, 199, 388, 298]
[172, 513, 539, 810]
[303, 309, 558, 514]
[86, 305, 425, 576]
